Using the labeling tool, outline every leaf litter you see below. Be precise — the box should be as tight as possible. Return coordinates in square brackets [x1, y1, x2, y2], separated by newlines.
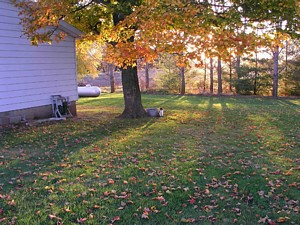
[0, 95, 299, 224]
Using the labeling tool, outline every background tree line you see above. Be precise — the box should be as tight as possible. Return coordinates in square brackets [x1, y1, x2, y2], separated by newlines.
[78, 38, 300, 96]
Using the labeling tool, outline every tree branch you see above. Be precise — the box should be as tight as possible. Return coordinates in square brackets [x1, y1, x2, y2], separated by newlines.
[72, 1, 94, 13]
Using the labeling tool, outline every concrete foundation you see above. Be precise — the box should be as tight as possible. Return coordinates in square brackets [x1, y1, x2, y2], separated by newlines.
[0, 101, 76, 125]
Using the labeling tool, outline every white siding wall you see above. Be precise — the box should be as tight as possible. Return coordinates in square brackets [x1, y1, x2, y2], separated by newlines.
[0, 0, 78, 113]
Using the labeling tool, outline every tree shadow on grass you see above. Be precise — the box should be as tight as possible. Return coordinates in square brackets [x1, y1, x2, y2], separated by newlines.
[1, 95, 300, 224]
[0, 114, 157, 194]
[276, 98, 300, 108]
[142, 94, 210, 112]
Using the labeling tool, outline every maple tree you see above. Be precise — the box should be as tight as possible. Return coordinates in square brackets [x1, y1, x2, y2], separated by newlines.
[13, 0, 300, 116]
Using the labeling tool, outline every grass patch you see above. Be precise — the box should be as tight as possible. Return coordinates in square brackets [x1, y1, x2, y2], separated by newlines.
[0, 94, 299, 224]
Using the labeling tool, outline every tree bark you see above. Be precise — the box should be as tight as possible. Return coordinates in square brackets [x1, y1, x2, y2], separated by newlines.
[180, 67, 185, 95]
[272, 45, 279, 97]
[236, 55, 241, 78]
[203, 58, 207, 93]
[108, 63, 115, 93]
[145, 62, 150, 89]
[210, 58, 214, 94]
[112, 11, 147, 118]
[229, 58, 232, 92]
[217, 58, 222, 95]
[254, 52, 258, 95]
[119, 65, 148, 118]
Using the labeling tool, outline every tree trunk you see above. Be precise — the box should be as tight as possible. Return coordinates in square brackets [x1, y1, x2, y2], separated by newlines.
[203, 58, 207, 93]
[272, 45, 279, 97]
[229, 58, 232, 92]
[254, 52, 258, 95]
[180, 67, 185, 95]
[145, 62, 150, 89]
[210, 58, 214, 94]
[217, 58, 222, 95]
[113, 12, 147, 118]
[119, 65, 148, 118]
[108, 63, 115, 93]
[236, 55, 241, 78]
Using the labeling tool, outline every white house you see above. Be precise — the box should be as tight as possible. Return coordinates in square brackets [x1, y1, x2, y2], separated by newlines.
[0, 0, 82, 125]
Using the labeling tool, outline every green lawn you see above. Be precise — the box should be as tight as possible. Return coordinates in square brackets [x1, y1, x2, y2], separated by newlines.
[0, 94, 299, 225]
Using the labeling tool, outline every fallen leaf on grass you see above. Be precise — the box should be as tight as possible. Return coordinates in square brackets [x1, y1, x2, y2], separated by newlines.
[153, 196, 165, 202]
[111, 216, 120, 223]
[267, 219, 276, 225]
[93, 205, 101, 209]
[103, 191, 110, 196]
[288, 182, 297, 187]
[108, 179, 115, 184]
[0, 218, 7, 223]
[77, 218, 88, 224]
[49, 214, 62, 221]
[283, 171, 293, 176]
[64, 207, 71, 212]
[270, 170, 282, 175]
[181, 218, 195, 223]
[7, 200, 15, 206]
[187, 198, 196, 204]
[141, 206, 160, 219]
[141, 212, 149, 219]
[277, 217, 289, 223]
[202, 205, 215, 212]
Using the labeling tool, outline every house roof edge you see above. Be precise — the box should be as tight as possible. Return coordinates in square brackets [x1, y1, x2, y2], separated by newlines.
[59, 20, 83, 38]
